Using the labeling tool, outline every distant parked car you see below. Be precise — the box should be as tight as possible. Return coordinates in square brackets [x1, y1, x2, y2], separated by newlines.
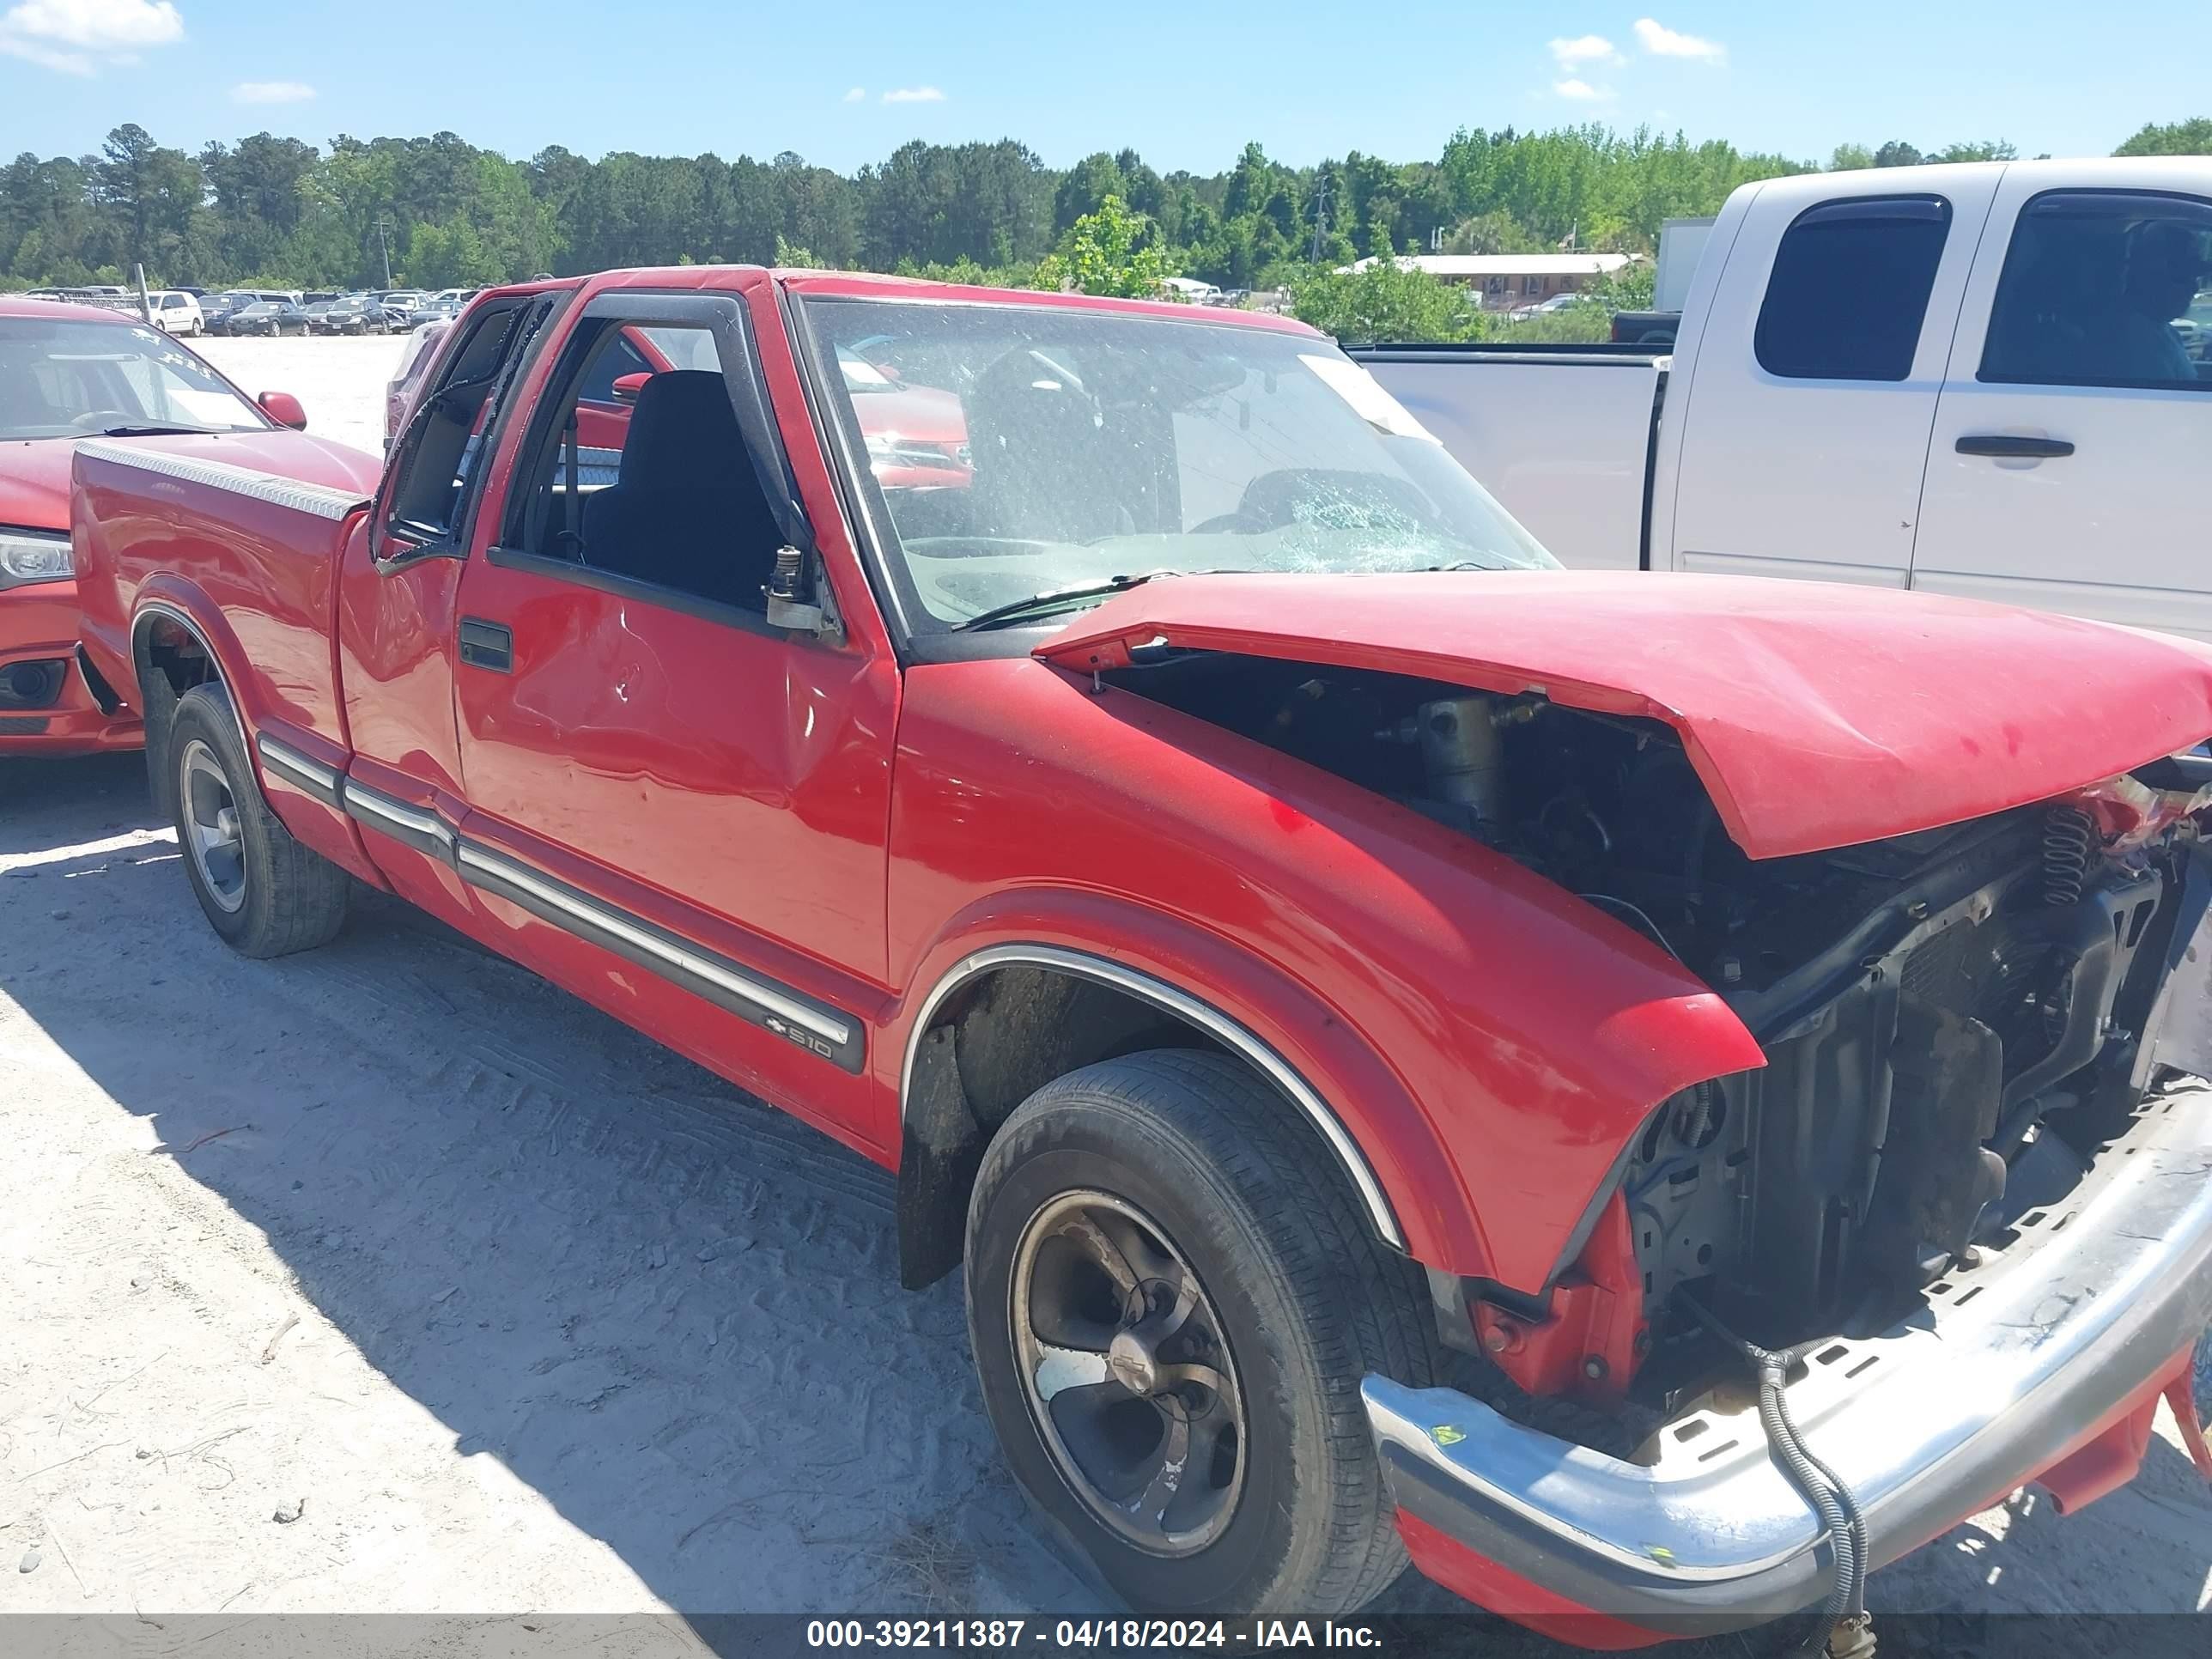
[324, 295, 392, 335]
[201, 291, 254, 330]
[218, 300, 311, 337]
[1507, 292, 1592, 321]
[148, 291, 206, 335]
[383, 318, 453, 444]
[2176, 289, 2212, 361]
[1158, 276, 1224, 304]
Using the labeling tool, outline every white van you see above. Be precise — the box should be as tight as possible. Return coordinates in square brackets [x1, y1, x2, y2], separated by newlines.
[149, 291, 205, 336]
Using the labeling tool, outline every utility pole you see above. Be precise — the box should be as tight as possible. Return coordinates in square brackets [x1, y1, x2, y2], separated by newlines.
[1309, 185, 1330, 262]
[374, 216, 394, 288]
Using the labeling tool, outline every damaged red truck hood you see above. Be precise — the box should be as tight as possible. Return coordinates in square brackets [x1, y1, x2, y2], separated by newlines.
[1040, 570, 2212, 860]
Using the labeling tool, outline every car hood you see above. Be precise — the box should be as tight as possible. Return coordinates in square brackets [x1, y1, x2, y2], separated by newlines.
[858, 381, 967, 445]
[1038, 570, 2212, 860]
[0, 438, 80, 531]
[9, 429, 380, 532]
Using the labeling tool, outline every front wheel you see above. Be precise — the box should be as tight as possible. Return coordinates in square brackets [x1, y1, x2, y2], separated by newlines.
[168, 683, 349, 957]
[965, 1049, 1438, 1614]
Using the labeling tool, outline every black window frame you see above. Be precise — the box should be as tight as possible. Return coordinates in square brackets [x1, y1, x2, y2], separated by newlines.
[1753, 193, 1954, 385]
[1976, 186, 2212, 394]
[374, 290, 562, 572]
[486, 289, 816, 639]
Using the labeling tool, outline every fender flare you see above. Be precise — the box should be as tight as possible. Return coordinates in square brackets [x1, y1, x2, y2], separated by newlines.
[131, 590, 248, 744]
[903, 941, 1406, 1251]
[886, 891, 1502, 1278]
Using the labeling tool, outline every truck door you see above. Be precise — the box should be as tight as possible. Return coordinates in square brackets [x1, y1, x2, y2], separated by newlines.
[1665, 176, 1998, 585]
[336, 290, 556, 927]
[446, 284, 898, 1138]
[1913, 178, 2212, 637]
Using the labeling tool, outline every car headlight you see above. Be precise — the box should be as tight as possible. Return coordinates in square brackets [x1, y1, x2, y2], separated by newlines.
[0, 529, 72, 587]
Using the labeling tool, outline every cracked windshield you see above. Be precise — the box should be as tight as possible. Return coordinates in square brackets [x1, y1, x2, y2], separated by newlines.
[805, 299, 1555, 631]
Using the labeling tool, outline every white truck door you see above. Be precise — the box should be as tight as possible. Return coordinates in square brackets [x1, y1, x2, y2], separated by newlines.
[1665, 173, 1999, 586]
[1914, 170, 2212, 638]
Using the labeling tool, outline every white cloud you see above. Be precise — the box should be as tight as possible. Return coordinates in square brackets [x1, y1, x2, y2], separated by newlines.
[0, 33, 88, 70]
[0, 0, 183, 75]
[1553, 78, 1614, 102]
[1549, 34, 1620, 70]
[1634, 17, 1726, 64]
[880, 85, 945, 104]
[842, 85, 865, 102]
[232, 79, 313, 104]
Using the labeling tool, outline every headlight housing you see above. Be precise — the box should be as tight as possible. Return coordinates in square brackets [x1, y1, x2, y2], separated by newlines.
[0, 529, 72, 587]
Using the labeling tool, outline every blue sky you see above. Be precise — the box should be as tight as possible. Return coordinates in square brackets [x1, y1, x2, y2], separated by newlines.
[0, 2, 2196, 172]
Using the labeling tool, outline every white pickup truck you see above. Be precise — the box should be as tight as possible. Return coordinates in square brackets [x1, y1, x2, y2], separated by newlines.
[1354, 158, 2212, 638]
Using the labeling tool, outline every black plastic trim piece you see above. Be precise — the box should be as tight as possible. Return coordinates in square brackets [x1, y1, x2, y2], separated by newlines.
[1954, 434, 2075, 459]
[75, 646, 122, 714]
[1637, 367, 1668, 571]
[458, 617, 514, 672]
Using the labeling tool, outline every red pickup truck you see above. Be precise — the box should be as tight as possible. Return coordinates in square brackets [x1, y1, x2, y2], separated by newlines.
[70, 268, 2212, 1642]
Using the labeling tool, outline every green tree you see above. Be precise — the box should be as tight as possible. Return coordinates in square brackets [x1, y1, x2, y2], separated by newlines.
[1054, 152, 1127, 234]
[2115, 118, 2212, 156]
[1289, 258, 1480, 343]
[1440, 209, 1546, 254]
[1032, 195, 1173, 299]
[91, 124, 211, 281]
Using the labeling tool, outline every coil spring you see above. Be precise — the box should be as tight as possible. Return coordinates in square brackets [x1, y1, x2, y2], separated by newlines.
[2042, 806, 2096, 906]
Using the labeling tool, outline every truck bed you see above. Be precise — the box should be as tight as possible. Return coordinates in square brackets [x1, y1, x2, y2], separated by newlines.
[71, 434, 380, 747]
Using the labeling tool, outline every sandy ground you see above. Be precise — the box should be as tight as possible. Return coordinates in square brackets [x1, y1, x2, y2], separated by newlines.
[2, 339, 2209, 1643]
[194, 333, 409, 459]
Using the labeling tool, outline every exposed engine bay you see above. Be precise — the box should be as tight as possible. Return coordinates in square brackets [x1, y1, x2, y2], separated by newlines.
[1106, 649, 2212, 1399]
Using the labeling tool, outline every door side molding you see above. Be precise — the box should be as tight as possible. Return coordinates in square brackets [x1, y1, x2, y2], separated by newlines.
[334, 771, 864, 1073]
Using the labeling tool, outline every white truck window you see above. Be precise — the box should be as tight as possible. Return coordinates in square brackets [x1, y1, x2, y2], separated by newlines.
[1979, 191, 2212, 392]
[1753, 196, 1953, 382]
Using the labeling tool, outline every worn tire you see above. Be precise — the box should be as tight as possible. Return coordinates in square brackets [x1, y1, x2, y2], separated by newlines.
[965, 1048, 1437, 1614]
[168, 683, 349, 957]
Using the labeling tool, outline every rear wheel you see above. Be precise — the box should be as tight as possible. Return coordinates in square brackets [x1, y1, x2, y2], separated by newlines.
[965, 1049, 1437, 1614]
[169, 684, 349, 957]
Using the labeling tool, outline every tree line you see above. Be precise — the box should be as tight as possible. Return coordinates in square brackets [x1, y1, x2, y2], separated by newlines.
[1, 117, 2201, 302]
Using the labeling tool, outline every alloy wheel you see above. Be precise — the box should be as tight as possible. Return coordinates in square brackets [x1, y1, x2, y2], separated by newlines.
[179, 738, 247, 913]
[1010, 1190, 1247, 1557]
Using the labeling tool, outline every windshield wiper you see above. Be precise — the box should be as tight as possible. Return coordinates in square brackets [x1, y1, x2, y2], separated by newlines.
[95, 423, 224, 437]
[957, 569, 1182, 632]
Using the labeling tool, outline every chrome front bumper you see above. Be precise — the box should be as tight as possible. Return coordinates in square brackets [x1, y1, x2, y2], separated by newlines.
[1364, 1080, 2212, 1631]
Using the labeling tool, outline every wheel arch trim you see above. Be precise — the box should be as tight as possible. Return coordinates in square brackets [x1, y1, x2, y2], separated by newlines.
[899, 942, 1406, 1251]
[131, 597, 246, 750]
